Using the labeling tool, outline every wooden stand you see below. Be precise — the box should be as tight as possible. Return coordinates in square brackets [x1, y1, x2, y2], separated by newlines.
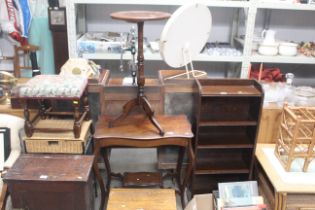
[109, 11, 170, 136]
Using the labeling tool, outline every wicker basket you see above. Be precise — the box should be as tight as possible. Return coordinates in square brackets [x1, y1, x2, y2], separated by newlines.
[24, 120, 92, 154]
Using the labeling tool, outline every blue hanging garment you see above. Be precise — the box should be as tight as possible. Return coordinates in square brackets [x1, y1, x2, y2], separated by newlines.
[18, 0, 32, 38]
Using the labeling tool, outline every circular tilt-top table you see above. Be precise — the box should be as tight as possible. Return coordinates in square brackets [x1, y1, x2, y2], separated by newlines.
[109, 11, 171, 136]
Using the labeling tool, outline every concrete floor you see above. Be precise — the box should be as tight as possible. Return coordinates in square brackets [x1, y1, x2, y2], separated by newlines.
[94, 148, 184, 210]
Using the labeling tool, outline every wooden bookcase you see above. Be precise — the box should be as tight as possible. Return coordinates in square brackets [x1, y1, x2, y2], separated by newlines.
[192, 79, 264, 194]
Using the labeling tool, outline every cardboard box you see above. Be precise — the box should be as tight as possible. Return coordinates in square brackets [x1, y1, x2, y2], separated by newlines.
[185, 194, 213, 210]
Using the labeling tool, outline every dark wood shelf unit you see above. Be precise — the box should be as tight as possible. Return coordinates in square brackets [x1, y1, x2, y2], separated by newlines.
[192, 79, 263, 194]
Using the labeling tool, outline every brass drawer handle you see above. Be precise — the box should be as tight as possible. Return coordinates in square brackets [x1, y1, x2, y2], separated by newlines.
[48, 141, 59, 145]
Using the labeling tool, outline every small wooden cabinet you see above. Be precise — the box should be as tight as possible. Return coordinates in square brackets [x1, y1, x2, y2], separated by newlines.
[4, 154, 95, 210]
[256, 144, 315, 210]
[192, 79, 264, 194]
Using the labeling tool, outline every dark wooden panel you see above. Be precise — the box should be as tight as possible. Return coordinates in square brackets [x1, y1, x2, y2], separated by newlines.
[52, 31, 69, 73]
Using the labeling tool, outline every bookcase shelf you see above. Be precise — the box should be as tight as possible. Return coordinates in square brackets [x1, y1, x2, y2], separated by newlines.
[197, 126, 256, 149]
[195, 148, 252, 174]
[192, 173, 249, 195]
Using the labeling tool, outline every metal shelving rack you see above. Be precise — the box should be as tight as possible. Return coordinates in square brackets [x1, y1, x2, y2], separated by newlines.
[66, 0, 315, 78]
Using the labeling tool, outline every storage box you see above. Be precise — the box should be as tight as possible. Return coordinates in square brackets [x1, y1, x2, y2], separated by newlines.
[185, 194, 213, 210]
[4, 154, 95, 210]
[77, 32, 125, 54]
[24, 120, 92, 154]
[158, 69, 207, 120]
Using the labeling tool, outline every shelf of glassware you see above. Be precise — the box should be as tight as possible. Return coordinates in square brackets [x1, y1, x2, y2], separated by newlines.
[70, 0, 250, 8]
[81, 51, 244, 62]
[250, 53, 315, 64]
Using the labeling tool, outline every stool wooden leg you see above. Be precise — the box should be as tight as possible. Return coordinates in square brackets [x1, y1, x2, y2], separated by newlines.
[39, 99, 47, 120]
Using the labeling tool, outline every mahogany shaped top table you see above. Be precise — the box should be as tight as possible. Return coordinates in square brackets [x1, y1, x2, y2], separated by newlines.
[92, 114, 194, 210]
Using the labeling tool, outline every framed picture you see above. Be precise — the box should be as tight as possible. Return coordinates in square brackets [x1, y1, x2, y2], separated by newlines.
[0, 128, 10, 171]
[218, 181, 259, 207]
[48, 7, 67, 30]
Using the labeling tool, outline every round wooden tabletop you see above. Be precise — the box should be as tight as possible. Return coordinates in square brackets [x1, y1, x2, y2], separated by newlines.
[110, 10, 171, 22]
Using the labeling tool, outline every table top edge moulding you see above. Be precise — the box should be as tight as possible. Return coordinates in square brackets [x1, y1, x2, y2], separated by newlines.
[110, 10, 171, 22]
[94, 114, 193, 140]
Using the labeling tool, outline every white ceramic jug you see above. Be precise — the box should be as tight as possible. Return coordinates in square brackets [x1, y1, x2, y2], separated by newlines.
[261, 29, 276, 44]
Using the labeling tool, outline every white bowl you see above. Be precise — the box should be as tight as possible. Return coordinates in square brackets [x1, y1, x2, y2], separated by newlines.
[258, 43, 278, 56]
[278, 42, 298, 56]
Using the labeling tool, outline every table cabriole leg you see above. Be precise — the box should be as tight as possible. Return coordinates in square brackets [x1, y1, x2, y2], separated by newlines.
[102, 148, 112, 192]
[92, 142, 106, 210]
[181, 141, 194, 208]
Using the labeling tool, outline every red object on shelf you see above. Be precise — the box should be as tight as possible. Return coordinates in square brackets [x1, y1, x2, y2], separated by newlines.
[250, 65, 284, 82]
